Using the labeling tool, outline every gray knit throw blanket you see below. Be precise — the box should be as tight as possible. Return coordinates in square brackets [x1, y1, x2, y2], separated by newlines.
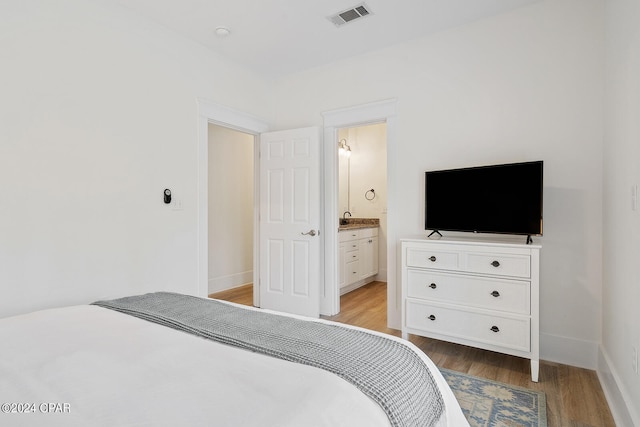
[92, 292, 444, 427]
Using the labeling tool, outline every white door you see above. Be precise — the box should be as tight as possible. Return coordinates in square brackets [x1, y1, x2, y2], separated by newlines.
[259, 127, 321, 317]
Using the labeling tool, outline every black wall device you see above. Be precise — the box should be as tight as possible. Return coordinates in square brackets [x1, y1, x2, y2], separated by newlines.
[164, 189, 172, 204]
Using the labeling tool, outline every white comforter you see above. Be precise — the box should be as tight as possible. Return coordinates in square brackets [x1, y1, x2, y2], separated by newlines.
[0, 300, 468, 427]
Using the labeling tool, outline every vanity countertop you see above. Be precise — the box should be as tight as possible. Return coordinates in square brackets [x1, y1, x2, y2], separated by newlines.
[338, 217, 380, 231]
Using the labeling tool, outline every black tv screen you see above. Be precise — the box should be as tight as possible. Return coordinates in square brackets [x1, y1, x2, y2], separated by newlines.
[425, 161, 543, 236]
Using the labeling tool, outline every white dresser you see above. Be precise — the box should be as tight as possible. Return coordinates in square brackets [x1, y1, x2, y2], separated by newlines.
[400, 237, 541, 382]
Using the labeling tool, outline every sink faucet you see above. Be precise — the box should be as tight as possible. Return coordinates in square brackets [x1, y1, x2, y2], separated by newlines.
[343, 211, 352, 219]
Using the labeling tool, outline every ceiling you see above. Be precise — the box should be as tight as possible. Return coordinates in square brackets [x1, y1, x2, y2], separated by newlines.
[113, 0, 540, 79]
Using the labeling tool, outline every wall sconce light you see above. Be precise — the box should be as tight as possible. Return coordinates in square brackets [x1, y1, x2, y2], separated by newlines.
[338, 139, 352, 157]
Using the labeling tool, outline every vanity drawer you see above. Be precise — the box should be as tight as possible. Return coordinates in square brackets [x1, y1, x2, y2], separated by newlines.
[345, 260, 359, 281]
[406, 301, 530, 352]
[344, 241, 359, 251]
[466, 252, 530, 278]
[405, 248, 460, 271]
[406, 270, 530, 315]
[346, 249, 359, 262]
[339, 230, 360, 242]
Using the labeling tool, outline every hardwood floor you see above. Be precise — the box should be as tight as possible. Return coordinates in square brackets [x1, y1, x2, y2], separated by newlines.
[209, 281, 615, 427]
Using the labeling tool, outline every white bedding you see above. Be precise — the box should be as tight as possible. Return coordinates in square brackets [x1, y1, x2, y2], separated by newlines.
[0, 300, 468, 427]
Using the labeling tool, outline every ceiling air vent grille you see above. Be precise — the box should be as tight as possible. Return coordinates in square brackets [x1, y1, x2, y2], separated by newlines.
[328, 3, 372, 27]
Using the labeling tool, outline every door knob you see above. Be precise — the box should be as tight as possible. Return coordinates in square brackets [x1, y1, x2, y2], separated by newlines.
[301, 229, 317, 236]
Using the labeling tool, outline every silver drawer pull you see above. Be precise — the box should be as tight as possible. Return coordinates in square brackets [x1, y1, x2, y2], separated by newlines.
[427, 315, 436, 321]
[491, 260, 500, 267]
[491, 290, 500, 297]
[429, 256, 437, 262]
[490, 326, 500, 333]
[429, 283, 437, 289]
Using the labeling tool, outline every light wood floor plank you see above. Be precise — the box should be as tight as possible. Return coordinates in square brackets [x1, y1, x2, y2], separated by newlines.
[210, 281, 615, 427]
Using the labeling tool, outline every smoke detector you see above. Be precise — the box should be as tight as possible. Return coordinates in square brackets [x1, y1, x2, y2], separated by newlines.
[328, 3, 372, 27]
[215, 27, 231, 37]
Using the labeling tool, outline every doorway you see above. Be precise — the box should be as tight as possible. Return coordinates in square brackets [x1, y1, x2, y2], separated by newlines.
[198, 101, 323, 317]
[207, 124, 255, 296]
[337, 123, 388, 286]
[197, 100, 268, 306]
[322, 98, 399, 328]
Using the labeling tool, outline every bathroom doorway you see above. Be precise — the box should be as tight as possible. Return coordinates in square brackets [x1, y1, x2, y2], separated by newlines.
[338, 123, 388, 287]
[207, 124, 255, 295]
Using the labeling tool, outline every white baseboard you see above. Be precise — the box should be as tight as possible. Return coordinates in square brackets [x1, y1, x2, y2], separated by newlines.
[542, 335, 639, 425]
[340, 276, 376, 295]
[540, 332, 598, 369]
[597, 346, 639, 427]
[208, 271, 252, 294]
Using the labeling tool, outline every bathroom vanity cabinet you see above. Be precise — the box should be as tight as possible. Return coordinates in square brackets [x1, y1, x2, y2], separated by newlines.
[338, 227, 379, 294]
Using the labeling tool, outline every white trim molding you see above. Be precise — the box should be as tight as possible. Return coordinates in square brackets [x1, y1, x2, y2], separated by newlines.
[197, 98, 270, 134]
[598, 346, 639, 427]
[321, 98, 398, 320]
[538, 331, 640, 425]
[323, 99, 398, 128]
[196, 98, 269, 303]
[540, 332, 598, 369]
[208, 271, 254, 294]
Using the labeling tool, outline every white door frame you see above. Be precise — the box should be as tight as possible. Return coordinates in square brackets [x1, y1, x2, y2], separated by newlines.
[321, 99, 399, 327]
[197, 99, 269, 307]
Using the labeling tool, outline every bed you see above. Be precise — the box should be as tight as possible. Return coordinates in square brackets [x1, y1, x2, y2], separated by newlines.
[0, 292, 468, 427]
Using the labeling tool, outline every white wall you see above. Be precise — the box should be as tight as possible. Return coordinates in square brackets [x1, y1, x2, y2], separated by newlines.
[273, 0, 604, 368]
[207, 125, 254, 293]
[0, 0, 272, 318]
[601, 0, 640, 424]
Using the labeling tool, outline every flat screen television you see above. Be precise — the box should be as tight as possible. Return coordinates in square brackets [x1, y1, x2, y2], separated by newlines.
[425, 161, 543, 238]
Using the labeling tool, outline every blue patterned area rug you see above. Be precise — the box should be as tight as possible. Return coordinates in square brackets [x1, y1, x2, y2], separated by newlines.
[440, 368, 547, 427]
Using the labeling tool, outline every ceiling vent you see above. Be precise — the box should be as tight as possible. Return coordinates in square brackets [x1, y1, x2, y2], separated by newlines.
[328, 3, 372, 27]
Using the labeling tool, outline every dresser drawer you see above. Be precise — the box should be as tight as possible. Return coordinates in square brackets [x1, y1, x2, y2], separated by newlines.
[406, 301, 530, 352]
[406, 270, 530, 315]
[405, 248, 460, 271]
[466, 252, 530, 278]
